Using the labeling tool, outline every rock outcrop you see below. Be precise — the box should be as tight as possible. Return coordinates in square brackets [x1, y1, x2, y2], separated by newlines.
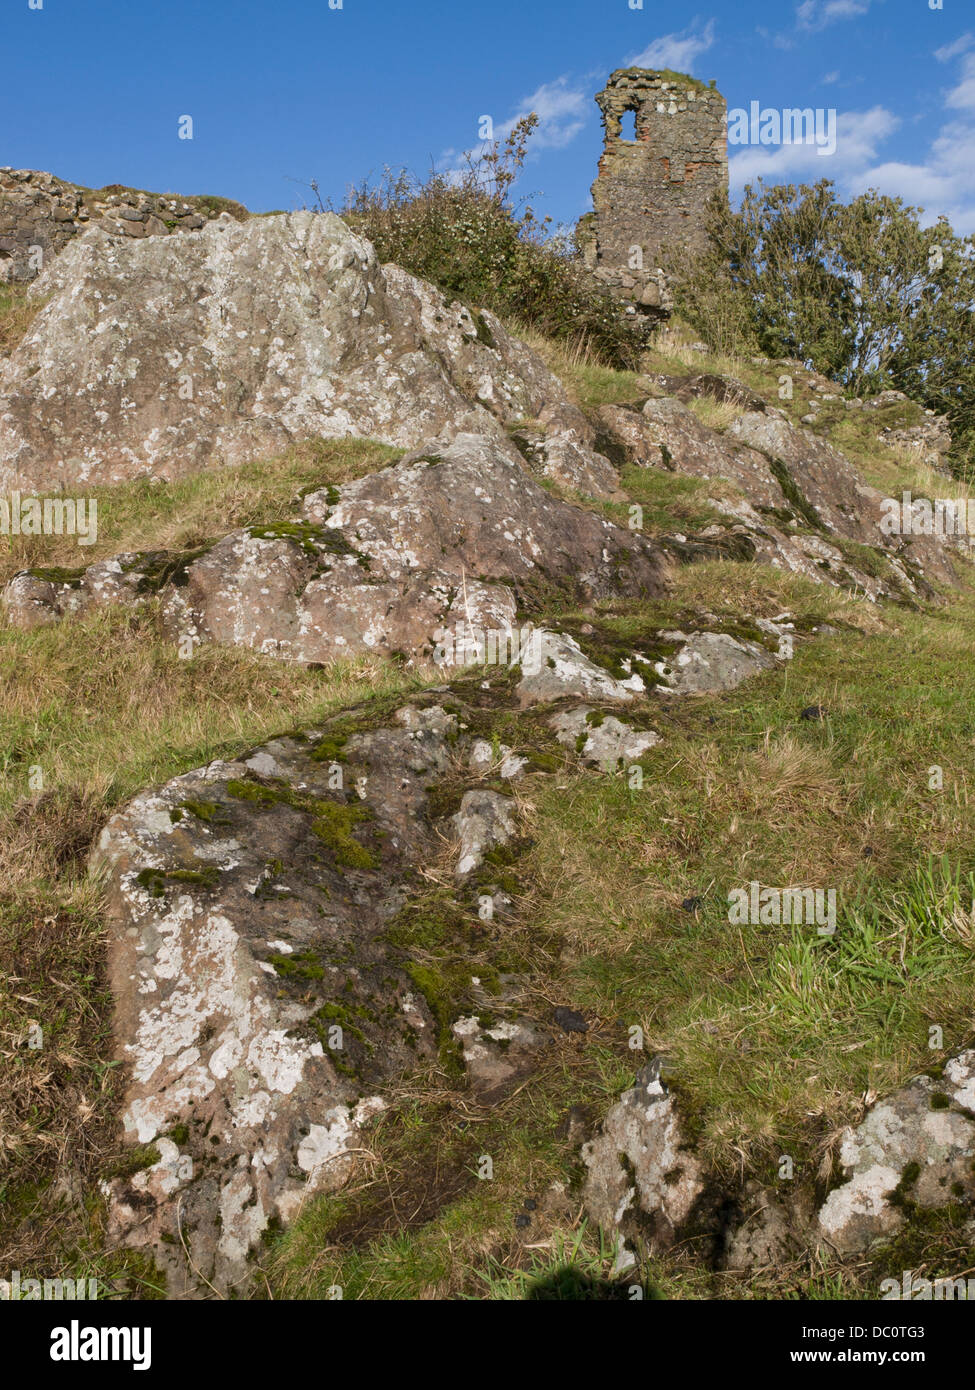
[3, 434, 674, 662]
[597, 391, 957, 598]
[93, 693, 550, 1294]
[583, 1051, 975, 1272]
[581, 1059, 707, 1250]
[0, 211, 611, 492]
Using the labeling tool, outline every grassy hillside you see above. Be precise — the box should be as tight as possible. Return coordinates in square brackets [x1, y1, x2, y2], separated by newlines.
[1, 317, 973, 1300]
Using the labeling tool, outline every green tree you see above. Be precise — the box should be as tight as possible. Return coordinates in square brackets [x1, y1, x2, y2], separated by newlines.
[680, 180, 975, 475]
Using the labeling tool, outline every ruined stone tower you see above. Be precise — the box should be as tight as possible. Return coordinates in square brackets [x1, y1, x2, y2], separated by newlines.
[583, 68, 728, 309]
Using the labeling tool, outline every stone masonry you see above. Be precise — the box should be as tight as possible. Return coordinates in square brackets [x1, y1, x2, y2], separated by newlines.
[584, 68, 728, 306]
[0, 167, 249, 284]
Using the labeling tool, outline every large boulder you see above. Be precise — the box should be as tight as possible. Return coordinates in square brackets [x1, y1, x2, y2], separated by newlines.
[0, 211, 608, 491]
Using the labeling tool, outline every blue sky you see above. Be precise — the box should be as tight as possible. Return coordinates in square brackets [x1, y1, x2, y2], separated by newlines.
[3, 0, 974, 233]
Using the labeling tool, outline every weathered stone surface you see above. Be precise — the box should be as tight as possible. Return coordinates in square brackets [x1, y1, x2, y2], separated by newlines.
[594, 394, 958, 598]
[816, 1051, 975, 1254]
[451, 1014, 550, 1099]
[452, 789, 518, 879]
[91, 693, 544, 1294]
[510, 424, 624, 500]
[639, 398, 786, 505]
[516, 630, 652, 706]
[93, 705, 480, 1293]
[581, 1059, 706, 1249]
[654, 628, 782, 695]
[0, 212, 611, 493]
[5, 435, 673, 666]
[723, 1182, 802, 1271]
[550, 706, 661, 768]
[1, 554, 159, 630]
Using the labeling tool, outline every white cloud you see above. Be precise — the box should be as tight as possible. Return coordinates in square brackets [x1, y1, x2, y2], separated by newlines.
[435, 75, 591, 185]
[946, 52, 975, 111]
[729, 49, 975, 237]
[497, 77, 590, 150]
[629, 19, 716, 73]
[934, 32, 973, 63]
[766, 0, 875, 48]
[860, 121, 975, 232]
[822, 70, 841, 84]
[796, 0, 872, 31]
[728, 105, 898, 188]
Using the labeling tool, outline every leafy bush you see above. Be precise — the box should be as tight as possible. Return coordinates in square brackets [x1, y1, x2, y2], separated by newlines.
[340, 117, 652, 369]
[679, 180, 975, 476]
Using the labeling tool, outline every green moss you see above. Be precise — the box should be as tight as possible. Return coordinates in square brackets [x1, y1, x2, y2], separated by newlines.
[471, 311, 496, 349]
[309, 1000, 369, 1069]
[126, 545, 216, 593]
[27, 566, 87, 588]
[309, 734, 348, 764]
[929, 1091, 952, 1111]
[108, 1144, 162, 1179]
[526, 750, 561, 773]
[166, 867, 220, 888]
[134, 868, 166, 898]
[890, 1160, 922, 1209]
[310, 801, 378, 869]
[228, 774, 378, 868]
[179, 798, 231, 825]
[405, 962, 468, 1071]
[385, 892, 472, 953]
[167, 1124, 190, 1146]
[226, 777, 277, 804]
[268, 950, 325, 981]
[768, 458, 824, 531]
[134, 864, 219, 896]
[248, 521, 372, 570]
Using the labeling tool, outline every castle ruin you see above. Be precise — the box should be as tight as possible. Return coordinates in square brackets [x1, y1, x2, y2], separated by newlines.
[582, 68, 728, 311]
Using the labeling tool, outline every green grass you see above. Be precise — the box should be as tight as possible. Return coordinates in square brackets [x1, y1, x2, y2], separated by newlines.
[0, 436, 401, 586]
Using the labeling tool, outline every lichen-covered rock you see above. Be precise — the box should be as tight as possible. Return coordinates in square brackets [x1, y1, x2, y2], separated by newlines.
[729, 410, 956, 589]
[581, 1059, 706, 1250]
[451, 1014, 550, 1099]
[1, 554, 164, 631]
[654, 628, 783, 695]
[595, 393, 958, 599]
[816, 1051, 975, 1255]
[517, 630, 652, 705]
[5, 435, 673, 663]
[550, 706, 660, 768]
[452, 789, 519, 879]
[91, 699, 531, 1295]
[0, 211, 610, 492]
[722, 1182, 803, 1271]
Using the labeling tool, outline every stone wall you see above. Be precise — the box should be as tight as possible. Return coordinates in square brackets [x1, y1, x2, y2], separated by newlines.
[0, 167, 249, 283]
[588, 68, 728, 304]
